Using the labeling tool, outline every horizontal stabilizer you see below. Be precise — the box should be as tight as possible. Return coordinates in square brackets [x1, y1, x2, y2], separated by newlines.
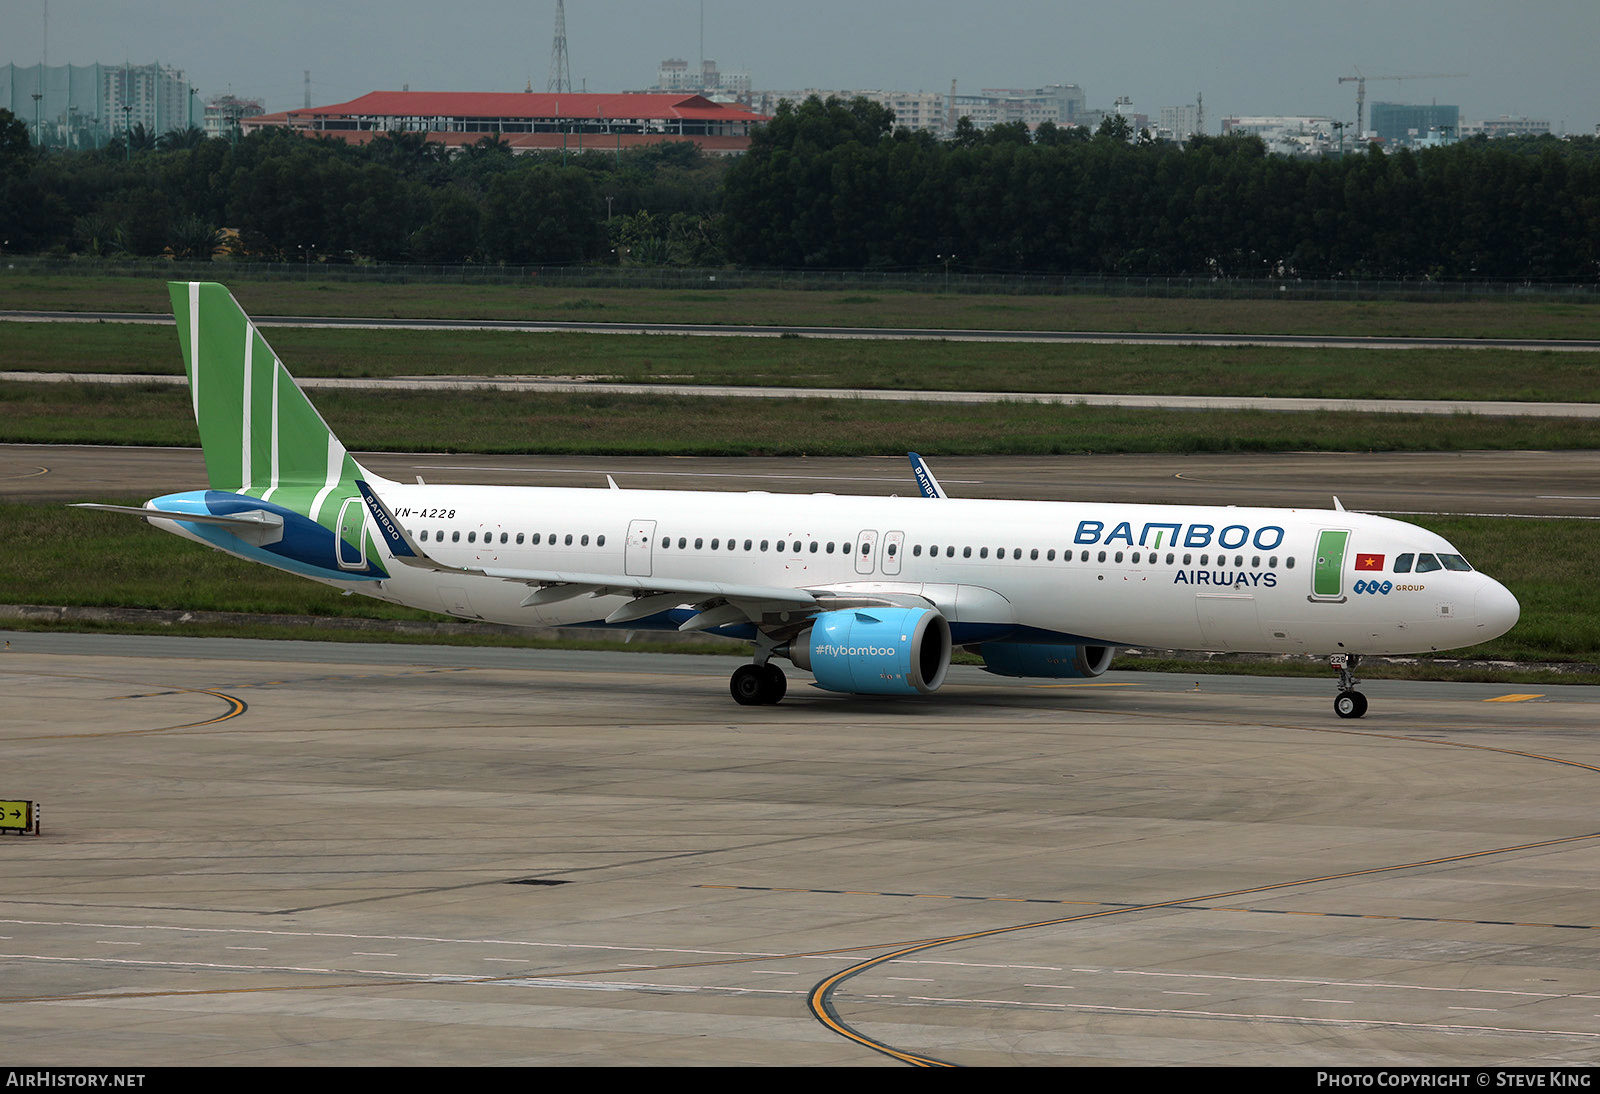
[72, 502, 285, 546]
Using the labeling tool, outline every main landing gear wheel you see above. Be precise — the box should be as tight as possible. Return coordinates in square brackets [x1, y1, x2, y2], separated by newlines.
[1334, 690, 1368, 719]
[731, 663, 787, 706]
[1330, 653, 1367, 718]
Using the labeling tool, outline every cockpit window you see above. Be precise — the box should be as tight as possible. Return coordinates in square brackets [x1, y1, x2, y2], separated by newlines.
[1415, 553, 1442, 572]
[1438, 553, 1472, 572]
[1393, 553, 1413, 573]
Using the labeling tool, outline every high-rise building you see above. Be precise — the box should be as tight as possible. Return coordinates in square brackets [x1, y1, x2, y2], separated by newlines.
[1158, 103, 1202, 141]
[1, 62, 192, 148]
[1369, 102, 1459, 146]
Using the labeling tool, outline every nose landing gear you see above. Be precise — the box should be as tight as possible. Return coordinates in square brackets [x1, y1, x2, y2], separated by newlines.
[1330, 653, 1367, 718]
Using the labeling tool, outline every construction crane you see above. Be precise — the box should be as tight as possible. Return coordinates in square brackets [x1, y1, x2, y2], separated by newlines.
[1338, 70, 1466, 136]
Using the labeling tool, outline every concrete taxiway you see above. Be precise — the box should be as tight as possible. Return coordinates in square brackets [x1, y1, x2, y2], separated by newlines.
[3, 633, 1598, 1066]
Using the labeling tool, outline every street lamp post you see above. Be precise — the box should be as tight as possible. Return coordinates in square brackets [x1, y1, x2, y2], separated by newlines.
[937, 253, 956, 293]
[32, 93, 42, 150]
[299, 243, 316, 278]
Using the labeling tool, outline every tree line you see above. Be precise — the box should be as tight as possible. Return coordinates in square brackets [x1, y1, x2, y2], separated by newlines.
[3, 98, 1598, 281]
[0, 114, 728, 266]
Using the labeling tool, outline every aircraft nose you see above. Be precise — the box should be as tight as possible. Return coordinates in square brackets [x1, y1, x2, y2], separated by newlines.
[1474, 578, 1520, 640]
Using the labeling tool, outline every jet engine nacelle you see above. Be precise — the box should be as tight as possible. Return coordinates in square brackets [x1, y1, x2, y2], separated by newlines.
[789, 607, 952, 696]
[978, 641, 1114, 679]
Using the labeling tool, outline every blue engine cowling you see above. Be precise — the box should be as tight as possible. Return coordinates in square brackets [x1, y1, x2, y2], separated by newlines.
[789, 607, 952, 696]
[978, 641, 1114, 679]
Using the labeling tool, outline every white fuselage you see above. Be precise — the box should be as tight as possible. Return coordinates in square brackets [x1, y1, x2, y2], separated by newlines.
[304, 482, 1518, 657]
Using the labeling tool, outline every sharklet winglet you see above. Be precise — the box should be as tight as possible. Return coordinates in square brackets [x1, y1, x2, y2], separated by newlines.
[908, 452, 948, 499]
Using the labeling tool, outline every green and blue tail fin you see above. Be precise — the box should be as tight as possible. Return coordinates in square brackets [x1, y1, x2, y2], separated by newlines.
[168, 281, 377, 526]
[78, 282, 391, 581]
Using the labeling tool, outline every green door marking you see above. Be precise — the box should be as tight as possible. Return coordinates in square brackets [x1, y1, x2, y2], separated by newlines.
[1313, 528, 1350, 598]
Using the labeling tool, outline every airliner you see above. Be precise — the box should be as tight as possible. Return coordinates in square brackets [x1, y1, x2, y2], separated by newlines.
[79, 283, 1521, 717]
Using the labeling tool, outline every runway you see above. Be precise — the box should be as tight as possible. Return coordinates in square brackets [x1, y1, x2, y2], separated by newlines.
[10, 443, 1599, 519]
[3, 633, 1598, 1066]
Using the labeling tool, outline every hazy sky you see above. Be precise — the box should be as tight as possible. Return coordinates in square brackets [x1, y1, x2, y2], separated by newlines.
[8, 1, 1598, 133]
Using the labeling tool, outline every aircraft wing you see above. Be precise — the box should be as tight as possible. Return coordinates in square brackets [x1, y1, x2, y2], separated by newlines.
[356, 480, 827, 630]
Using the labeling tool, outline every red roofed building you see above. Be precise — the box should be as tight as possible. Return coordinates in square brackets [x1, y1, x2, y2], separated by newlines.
[242, 90, 768, 155]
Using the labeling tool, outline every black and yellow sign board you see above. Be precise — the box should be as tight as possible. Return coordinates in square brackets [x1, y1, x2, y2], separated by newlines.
[1, 800, 39, 836]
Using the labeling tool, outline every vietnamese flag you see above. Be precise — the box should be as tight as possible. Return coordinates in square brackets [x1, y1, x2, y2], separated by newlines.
[1355, 553, 1386, 571]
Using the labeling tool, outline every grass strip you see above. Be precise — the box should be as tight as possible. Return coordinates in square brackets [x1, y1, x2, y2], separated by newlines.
[6, 321, 1599, 403]
[5, 273, 1600, 340]
[4, 382, 1598, 456]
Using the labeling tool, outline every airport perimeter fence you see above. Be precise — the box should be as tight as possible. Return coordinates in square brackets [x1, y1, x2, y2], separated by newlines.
[5, 254, 1599, 303]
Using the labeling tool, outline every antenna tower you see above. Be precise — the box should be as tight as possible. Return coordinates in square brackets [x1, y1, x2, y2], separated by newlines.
[548, 1, 572, 94]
